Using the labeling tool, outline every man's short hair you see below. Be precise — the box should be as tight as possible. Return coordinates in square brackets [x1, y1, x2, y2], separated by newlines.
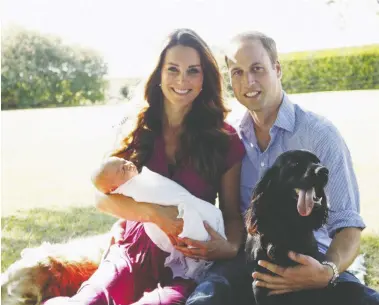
[225, 31, 278, 66]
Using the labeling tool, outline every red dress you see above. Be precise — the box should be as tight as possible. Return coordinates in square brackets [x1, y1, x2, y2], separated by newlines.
[69, 123, 246, 305]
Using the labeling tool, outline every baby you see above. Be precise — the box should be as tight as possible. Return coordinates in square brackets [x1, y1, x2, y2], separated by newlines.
[91, 156, 226, 280]
[91, 157, 139, 194]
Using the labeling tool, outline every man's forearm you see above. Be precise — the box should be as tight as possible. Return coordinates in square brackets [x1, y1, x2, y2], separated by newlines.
[325, 227, 362, 272]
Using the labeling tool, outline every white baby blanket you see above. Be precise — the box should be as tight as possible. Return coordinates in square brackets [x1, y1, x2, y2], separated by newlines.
[112, 167, 226, 280]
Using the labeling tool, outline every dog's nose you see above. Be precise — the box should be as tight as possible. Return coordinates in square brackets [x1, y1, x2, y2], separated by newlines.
[315, 166, 329, 178]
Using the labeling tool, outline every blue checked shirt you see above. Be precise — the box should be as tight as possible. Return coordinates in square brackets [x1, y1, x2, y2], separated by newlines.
[236, 93, 365, 253]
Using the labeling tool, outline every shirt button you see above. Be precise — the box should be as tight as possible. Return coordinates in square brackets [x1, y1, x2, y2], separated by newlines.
[260, 162, 265, 167]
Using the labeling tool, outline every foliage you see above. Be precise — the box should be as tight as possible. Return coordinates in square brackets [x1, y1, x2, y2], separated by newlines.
[1, 26, 108, 109]
[280, 45, 379, 93]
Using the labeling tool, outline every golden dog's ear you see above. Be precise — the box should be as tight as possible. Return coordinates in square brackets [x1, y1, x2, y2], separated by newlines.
[45, 257, 63, 290]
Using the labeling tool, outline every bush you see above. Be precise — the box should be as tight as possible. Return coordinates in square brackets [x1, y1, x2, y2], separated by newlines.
[281, 45, 379, 93]
[1, 26, 108, 110]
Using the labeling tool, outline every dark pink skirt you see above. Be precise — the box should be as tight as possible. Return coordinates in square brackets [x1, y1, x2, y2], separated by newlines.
[69, 221, 195, 305]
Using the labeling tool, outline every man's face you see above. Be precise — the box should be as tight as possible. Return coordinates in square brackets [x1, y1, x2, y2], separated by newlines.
[227, 39, 282, 112]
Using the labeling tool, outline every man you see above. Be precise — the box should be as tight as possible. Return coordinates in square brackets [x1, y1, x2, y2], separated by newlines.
[223, 31, 379, 303]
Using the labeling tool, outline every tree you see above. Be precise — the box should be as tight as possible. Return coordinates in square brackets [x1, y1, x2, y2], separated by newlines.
[1, 26, 108, 109]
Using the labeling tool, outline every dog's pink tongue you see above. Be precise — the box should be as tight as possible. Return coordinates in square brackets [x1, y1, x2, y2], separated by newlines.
[297, 189, 315, 217]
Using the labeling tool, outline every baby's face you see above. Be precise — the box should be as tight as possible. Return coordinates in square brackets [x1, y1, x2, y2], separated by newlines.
[98, 157, 138, 193]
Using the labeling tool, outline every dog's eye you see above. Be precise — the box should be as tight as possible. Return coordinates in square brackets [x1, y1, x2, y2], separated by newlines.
[291, 162, 299, 168]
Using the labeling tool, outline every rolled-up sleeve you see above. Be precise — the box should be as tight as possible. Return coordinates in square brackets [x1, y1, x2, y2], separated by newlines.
[312, 120, 366, 238]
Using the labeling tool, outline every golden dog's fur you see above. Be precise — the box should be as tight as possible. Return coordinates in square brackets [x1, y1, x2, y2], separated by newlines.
[1, 233, 110, 305]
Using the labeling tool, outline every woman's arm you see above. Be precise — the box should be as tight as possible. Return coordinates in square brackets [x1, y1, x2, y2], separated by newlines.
[174, 162, 245, 260]
[96, 192, 156, 222]
[95, 192, 184, 238]
[218, 162, 245, 255]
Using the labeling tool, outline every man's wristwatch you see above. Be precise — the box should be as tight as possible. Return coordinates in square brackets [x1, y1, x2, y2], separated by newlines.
[322, 261, 339, 288]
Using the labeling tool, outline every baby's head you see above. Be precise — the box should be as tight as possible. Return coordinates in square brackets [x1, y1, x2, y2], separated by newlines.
[91, 157, 138, 194]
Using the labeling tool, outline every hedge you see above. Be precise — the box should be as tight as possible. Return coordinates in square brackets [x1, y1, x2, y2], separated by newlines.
[280, 45, 379, 93]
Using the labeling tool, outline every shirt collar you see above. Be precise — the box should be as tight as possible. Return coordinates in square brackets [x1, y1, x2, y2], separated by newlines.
[273, 93, 295, 133]
[239, 92, 295, 135]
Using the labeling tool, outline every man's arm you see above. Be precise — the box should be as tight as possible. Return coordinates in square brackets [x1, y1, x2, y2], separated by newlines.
[315, 120, 365, 272]
[326, 227, 361, 273]
[253, 120, 366, 294]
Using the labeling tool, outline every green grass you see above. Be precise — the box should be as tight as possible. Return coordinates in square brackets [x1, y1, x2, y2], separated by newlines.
[361, 235, 379, 290]
[1, 206, 115, 272]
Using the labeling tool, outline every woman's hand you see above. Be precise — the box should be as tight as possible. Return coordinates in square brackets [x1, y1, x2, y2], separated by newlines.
[152, 205, 184, 245]
[174, 222, 238, 260]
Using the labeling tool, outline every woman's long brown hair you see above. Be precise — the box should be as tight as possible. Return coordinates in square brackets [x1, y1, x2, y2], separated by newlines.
[113, 28, 231, 184]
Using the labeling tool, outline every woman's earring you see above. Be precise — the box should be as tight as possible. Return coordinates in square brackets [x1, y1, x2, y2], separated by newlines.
[158, 84, 162, 87]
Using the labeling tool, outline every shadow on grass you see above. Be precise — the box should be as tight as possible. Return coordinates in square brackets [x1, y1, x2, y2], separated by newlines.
[1, 206, 116, 272]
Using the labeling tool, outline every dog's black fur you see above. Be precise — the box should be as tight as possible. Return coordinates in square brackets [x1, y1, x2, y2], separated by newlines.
[244, 150, 363, 305]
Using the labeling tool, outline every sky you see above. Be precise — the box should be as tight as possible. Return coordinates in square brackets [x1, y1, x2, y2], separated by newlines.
[2, 0, 379, 77]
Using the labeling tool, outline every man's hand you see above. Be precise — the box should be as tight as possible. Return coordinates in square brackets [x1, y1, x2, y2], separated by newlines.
[253, 251, 333, 295]
[174, 222, 238, 260]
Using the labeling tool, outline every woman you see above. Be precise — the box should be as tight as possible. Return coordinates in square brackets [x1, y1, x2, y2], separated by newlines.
[53, 28, 245, 305]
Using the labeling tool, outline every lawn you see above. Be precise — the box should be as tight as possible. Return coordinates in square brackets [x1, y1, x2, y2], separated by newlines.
[1, 90, 379, 290]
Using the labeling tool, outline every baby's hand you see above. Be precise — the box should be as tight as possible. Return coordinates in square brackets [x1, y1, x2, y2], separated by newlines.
[101, 219, 127, 261]
[110, 219, 127, 243]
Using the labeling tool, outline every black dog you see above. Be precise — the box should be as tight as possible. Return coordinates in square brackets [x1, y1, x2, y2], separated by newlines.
[244, 150, 363, 305]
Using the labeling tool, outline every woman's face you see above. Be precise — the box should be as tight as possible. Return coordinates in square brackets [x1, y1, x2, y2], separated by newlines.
[160, 45, 204, 109]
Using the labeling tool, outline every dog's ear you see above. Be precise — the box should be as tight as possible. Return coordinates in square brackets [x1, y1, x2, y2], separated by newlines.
[307, 188, 329, 231]
[245, 196, 259, 235]
[321, 189, 328, 225]
[252, 166, 277, 199]
[245, 166, 277, 235]
[43, 257, 65, 298]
